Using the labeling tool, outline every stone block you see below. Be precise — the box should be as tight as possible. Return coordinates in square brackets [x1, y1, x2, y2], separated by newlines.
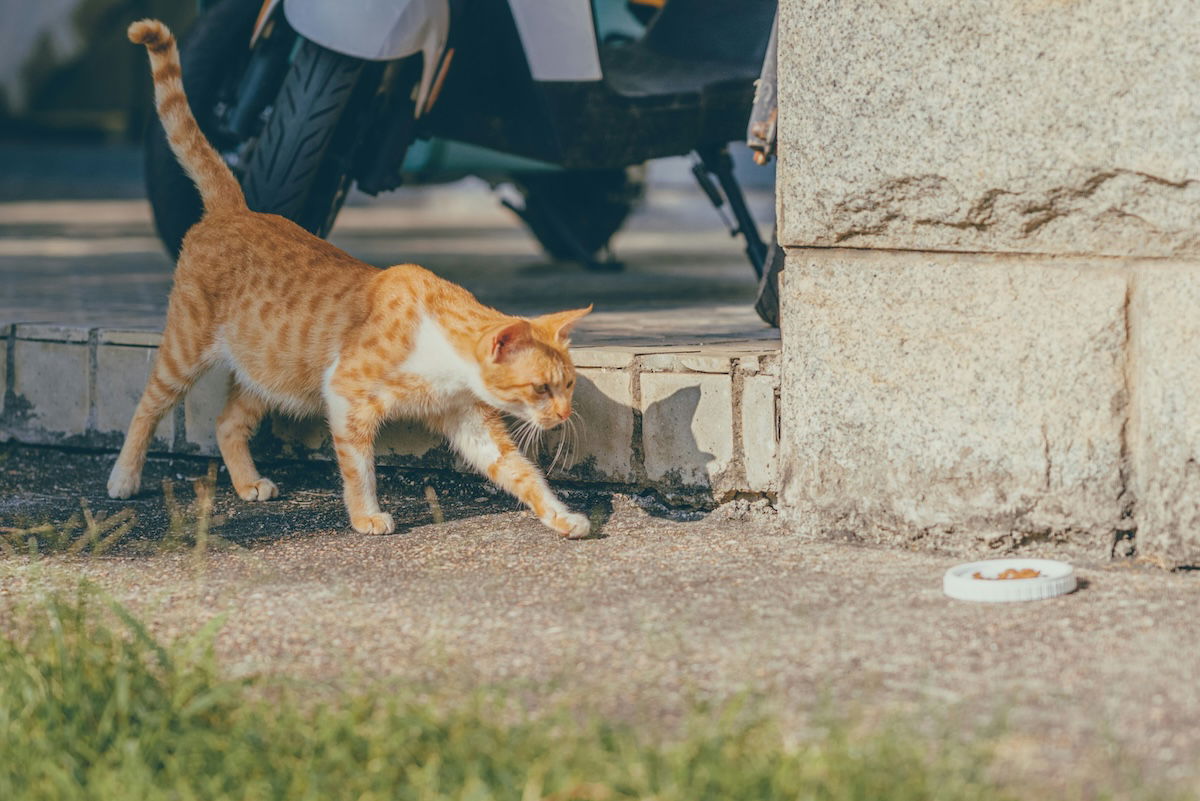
[98, 328, 163, 347]
[741, 374, 778, 493]
[15, 323, 90, 343]
[570, 347, 635, 369]
[269, 414, 331, 459]
[1129, 264, 1200, 565]
[544, 368, 636, 483]
[639, 352, 733, 374]
[779, 249, 1129, 553]
[640, 372, 734, 489]
[94, 345, 172, 446]
[377, 418, 443, 461]
[10, 339, 90, 437]
[777, 0, 1200, 257]
[267, 414, 447, 466]
[184, 367, 231, 454]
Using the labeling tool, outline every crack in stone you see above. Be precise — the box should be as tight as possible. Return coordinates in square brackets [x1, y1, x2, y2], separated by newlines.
[829, 168, 1200, 249]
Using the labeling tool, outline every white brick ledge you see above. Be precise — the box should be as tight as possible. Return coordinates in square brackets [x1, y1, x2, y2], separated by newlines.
[1, 323, 780, 500]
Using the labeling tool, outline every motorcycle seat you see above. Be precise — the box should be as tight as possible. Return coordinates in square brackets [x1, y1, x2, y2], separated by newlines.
[599, 0, 775, 101]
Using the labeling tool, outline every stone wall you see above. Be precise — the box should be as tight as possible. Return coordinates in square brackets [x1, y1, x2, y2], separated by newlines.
[775, 0, 1200, 564]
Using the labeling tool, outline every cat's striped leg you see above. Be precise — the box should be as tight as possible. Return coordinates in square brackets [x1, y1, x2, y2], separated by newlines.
[441, 404, 590, 539]
[324, 385, 391, 535]
[107, 365, 187, 498]
[216, 379, 277, 501]
[108, 290, 211, 498]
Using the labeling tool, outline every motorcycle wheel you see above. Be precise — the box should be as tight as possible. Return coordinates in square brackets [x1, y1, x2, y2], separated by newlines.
[513, 167, 645, 266]
[143, 0, 259, 258]
[241, 39, 373, 237]
[144, 2, 374, 257]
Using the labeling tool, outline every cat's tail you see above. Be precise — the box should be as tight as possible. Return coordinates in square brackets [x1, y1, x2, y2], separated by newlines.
[128, 19, 245, 213]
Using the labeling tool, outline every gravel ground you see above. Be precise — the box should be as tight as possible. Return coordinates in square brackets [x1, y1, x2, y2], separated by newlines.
[2, 443, 1200, 794]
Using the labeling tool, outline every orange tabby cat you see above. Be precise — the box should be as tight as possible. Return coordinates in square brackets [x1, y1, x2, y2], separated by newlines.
[112, 19, 592, 538]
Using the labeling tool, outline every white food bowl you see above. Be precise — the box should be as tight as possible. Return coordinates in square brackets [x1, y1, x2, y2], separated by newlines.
[943, 558, 1077, 603]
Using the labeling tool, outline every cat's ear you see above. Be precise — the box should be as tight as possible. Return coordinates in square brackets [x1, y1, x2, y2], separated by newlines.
[538, 305, 593, 344]
[488, 320, 534, 362]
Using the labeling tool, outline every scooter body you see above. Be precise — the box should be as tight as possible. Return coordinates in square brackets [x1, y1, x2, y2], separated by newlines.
[144, 0, 780, 319]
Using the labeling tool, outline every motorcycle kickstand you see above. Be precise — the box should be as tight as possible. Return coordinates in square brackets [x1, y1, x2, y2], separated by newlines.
[691, 145, 767, 279]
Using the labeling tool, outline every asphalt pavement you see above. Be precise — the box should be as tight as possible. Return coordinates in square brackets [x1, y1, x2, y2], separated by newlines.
[2, 443, 1200, 795]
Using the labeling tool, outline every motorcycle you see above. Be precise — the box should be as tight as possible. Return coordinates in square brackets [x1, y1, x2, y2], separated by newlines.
[143, 0, 782, 324]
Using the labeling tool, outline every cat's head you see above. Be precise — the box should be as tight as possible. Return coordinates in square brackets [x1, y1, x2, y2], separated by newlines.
[478, 306, 592, 429]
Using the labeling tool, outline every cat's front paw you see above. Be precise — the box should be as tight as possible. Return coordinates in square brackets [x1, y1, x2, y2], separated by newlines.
[236, 478, 278, 501]
[546, 511, 591, 540]
[351, 512, 395, 535]
[107, 465, 141, 499]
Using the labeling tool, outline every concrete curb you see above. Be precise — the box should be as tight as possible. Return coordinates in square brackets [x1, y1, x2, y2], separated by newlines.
[1, 322, 779, 503]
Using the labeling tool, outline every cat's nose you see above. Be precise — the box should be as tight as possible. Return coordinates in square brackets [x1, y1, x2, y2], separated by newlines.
[556, 406, 571, 421]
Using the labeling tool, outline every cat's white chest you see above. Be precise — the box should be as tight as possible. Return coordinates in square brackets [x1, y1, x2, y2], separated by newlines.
[399, 317, 482, 405]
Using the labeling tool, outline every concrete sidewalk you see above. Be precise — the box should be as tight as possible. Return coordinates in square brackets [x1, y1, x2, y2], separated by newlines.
[2, 443, 1198, 795]
[0, 183, 778, 344]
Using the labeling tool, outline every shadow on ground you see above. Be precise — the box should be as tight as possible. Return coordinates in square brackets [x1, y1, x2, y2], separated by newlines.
[0, 443, 650, 552]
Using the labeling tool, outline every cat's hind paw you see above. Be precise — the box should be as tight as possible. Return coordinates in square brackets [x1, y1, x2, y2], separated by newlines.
[352, 512, 395, 535]
[107, 466, 141, 499]
[547, 511, 591, 540]
[236, 478, 279, 502]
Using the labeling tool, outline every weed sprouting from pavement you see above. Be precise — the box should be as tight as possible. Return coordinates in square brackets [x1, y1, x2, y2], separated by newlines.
[0, 460, 233, 560]
[161, 461, 231, 558]
[424, 484, 446, 524]
[0, 499, 136, 557]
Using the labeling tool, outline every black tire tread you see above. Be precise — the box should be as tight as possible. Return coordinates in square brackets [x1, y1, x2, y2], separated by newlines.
[242, 41, 364, 229]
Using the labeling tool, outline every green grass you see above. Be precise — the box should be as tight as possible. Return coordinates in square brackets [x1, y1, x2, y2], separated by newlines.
[0, 590, 1017, 801]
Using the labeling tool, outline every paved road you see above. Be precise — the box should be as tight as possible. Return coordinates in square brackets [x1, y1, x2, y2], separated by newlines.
[0, 144, 778, 346]
[2, 444, 1200, 795]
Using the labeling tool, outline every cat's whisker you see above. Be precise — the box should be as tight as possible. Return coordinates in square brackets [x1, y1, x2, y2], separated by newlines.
[551, 418, 574, 475]
[515, 419, 540, 458]
[560, 416, 578, 469]
[529, 424, 544, 461]
[532, 426, 546, 463]
[513, 419, 530, 453]
[568, 416, 581, 468]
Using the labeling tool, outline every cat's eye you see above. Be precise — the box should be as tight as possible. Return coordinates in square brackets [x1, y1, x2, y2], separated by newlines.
[535, 384, 550, 395]
[566, 379, 574, 389]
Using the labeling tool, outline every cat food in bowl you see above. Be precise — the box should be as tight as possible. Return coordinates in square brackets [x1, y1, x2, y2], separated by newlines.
[944, 558, 1075, 602]
[972, 568, 1041, 580]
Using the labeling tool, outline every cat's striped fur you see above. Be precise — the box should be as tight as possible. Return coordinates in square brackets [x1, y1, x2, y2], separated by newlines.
[112, 20, 592, 538]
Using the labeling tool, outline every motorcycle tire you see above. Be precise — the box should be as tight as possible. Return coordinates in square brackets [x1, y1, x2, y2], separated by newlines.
[241, 39, 372, 237]
[753, 227, 784, 328]
[143, 0, 259, 258]
[513, 167, 645, 266]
